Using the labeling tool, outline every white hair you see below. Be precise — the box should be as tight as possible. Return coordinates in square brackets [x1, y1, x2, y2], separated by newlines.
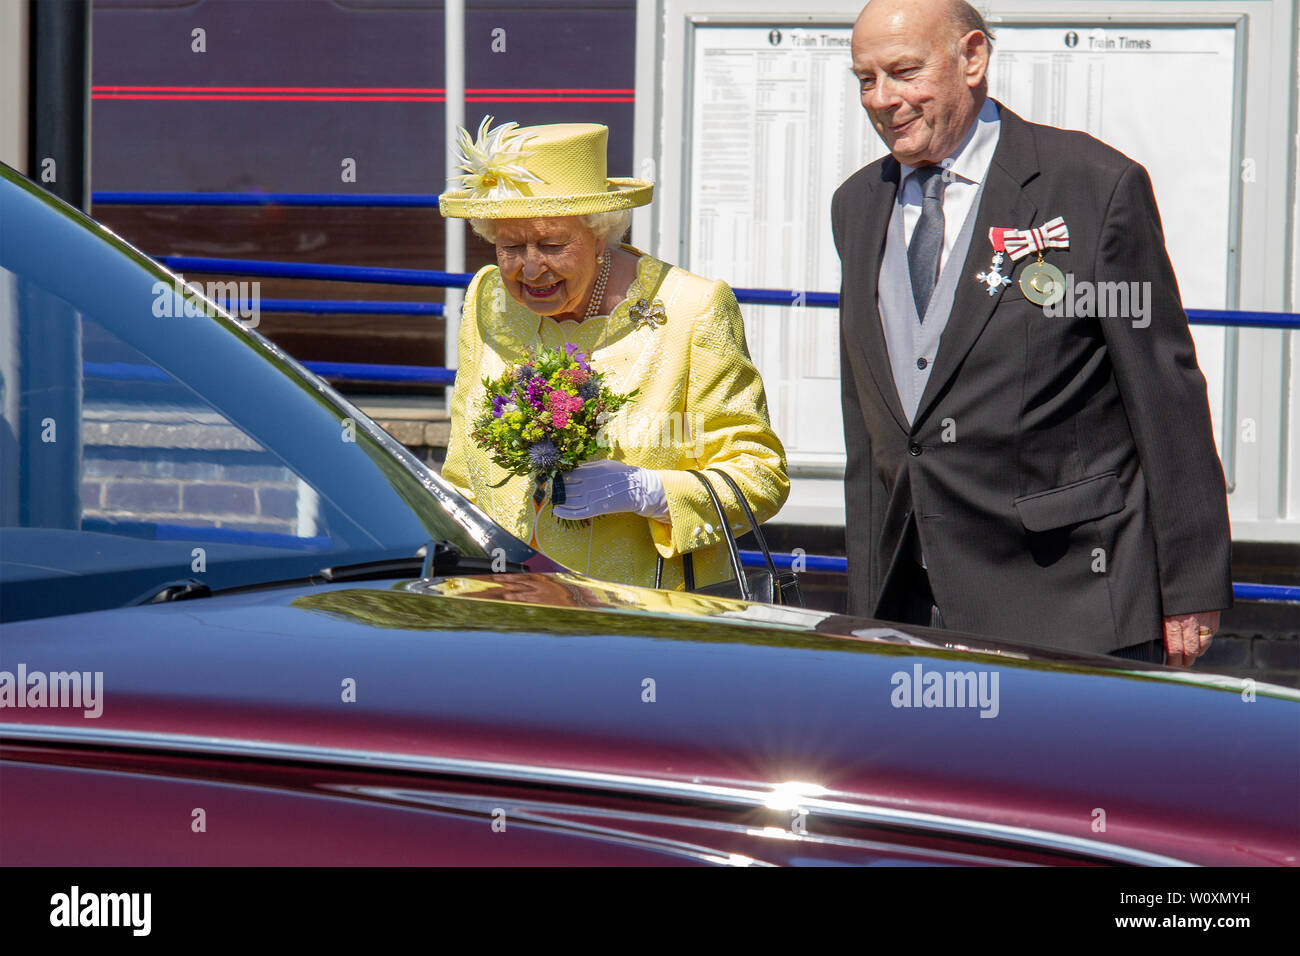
[469, 209, 633, 245]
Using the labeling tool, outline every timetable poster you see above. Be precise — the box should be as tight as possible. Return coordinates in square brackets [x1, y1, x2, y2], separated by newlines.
[688, 25, 885, 466]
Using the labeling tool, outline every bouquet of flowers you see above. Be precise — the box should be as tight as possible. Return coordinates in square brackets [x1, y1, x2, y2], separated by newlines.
[472, 343, 637, 507]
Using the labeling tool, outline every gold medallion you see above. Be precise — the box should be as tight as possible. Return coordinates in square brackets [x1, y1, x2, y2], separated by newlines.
[1019, 259, 1066, 307]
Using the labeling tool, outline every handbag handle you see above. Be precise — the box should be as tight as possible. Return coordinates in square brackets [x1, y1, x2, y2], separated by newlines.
[655, 469, 756, 600]
[705, 467, 780, 582]
[685, 469, 750, 600]
[654, 538, 696, 590]
[654, 544, 695, 590]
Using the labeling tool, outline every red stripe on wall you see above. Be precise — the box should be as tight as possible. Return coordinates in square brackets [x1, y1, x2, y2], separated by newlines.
[92, 85, 634, 95]
[93, 93, 633, 103]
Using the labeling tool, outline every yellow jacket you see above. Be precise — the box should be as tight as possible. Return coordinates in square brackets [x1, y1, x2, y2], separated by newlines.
[441, 249, 790, 589]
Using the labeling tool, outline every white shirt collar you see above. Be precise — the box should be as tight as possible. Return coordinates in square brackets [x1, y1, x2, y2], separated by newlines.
[899, 97, 1001, 191]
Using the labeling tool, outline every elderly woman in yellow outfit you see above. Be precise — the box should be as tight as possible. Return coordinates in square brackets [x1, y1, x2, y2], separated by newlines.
[439, 118, 788, 589]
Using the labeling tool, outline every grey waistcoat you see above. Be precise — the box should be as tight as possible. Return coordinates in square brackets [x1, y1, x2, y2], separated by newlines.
[877, 178, 987, 425]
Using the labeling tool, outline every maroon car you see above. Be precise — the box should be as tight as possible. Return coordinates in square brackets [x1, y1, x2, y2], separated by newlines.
[1, 163, 1297, 866]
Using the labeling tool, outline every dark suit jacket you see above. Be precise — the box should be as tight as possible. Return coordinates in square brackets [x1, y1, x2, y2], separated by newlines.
[832, 101, 1232, 654]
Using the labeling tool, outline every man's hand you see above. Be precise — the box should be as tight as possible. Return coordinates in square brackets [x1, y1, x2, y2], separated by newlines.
[1162, 611, 1220, 668]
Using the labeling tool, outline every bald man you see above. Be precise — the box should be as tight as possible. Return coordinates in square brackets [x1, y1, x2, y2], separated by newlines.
[833, 0, 1231, 663]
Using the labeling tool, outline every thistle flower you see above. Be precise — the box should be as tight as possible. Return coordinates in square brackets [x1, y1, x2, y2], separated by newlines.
[528, 439, 560, 471]
[515, 364, 535, 383]
[577, 380, 600, 402]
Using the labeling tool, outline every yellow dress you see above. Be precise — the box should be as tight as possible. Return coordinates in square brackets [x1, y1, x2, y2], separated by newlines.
[440, 247, 790, 590]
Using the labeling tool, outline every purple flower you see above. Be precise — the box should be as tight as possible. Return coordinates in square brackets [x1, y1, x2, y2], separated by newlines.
[491, 393, 512, 418]
[523, 378, 549, 410]
[528, 439, 560, 471]
[577, 380, 599, 402]
[515, 364, 535, 382]
[563, 343, 591, 371]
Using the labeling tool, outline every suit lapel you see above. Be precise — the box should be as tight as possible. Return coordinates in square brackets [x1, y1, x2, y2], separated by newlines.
[845, 159, 910, 433]
[913, 104, 1039, 427]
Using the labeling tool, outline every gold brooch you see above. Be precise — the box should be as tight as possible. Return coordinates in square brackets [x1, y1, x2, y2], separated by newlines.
[629, 298, 667, 330]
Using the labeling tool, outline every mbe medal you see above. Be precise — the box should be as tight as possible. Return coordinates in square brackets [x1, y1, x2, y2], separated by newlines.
[976, 233, 1012, 296]
[976, 251, 1011, 296]
[1019, 256, 1066, 307]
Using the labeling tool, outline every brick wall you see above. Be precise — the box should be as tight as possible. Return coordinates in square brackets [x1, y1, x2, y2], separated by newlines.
[80, 404, 302, 536]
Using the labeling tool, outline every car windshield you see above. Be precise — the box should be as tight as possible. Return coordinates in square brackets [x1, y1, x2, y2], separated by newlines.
[0, 165, 531, 623]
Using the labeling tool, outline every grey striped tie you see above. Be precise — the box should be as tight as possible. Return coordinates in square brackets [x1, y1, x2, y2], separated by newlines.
[908, 165, 946, 322]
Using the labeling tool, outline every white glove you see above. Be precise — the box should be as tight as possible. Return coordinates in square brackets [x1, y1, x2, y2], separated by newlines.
[551, 459, 670, 520]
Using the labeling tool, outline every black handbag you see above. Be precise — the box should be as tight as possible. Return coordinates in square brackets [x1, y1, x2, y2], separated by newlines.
[654, 468, 803, 607]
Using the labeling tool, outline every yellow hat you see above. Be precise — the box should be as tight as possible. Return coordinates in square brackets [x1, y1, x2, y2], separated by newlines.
[439, 117, 654, 219]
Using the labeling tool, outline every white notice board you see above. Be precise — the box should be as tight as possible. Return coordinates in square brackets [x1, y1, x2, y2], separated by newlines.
[687, 25, 887, 469]
[684, 21, 1239, 470]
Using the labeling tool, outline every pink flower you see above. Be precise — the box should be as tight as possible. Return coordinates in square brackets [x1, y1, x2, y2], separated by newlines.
[547, 390, 583, 414]
[545, 389, 583, 430]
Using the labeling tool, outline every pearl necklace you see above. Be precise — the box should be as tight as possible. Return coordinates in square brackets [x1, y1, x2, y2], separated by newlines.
[584, 251, 611, 319]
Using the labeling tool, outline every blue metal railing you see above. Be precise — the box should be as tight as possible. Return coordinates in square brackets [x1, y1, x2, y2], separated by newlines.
[1185, 309, 1300, 330]
[95, 191, 439, 207]
[157, 255, 472, 289]
[1232, 582, 1300, 603]
[734, 551, 1300, 604]
[156, 253, 1300, 389]
[732, 289, 840, 308]
[149, 254, 1300, 330]
[259, 299, 444, 316]
[85, 356, 454, 387]
[305, 362, 455, 384]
